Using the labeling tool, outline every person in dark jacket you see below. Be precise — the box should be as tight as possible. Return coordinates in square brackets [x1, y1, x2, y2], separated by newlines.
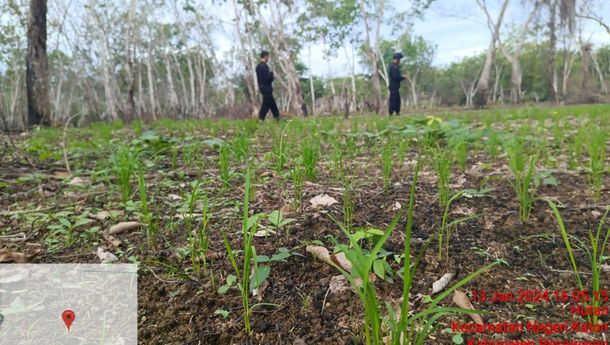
[388, 52, 406, 116]
[256, 50, 280, 121]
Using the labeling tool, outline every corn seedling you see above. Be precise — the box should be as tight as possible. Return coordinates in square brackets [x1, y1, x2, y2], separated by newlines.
[272, 120, 292, 175]
[110, 144, 136, 204]
[182, 181, 203, 273]
[291, 166, 304, 209]
[545, 199, 610, 325]
[452, 139, 469, 171]
[505, 141, 539, 222]
[389, 159, 499, 345]
[397, 138, 409, 166]
[183, 141, 202, 166]
[170, 145, 178, 170]
[334, 157, 498, 345]
[193, 193, 212, 276]
[437, 191, 478, 262]
[136, 159, 156, 245]
[218, 145, 231, 186]
[486, 129, 500, 158]
[432, 145, 451, 207]
[342, 177, 354, 232]
[568, 127, 586, 170]
[381, 141, 393, 192]
[587, 127, 606, 200]
[334, 214, 401, 344]
[232, 134, 250, 162]
[223, 171, 262, 334]
[302, 137, 319, 181]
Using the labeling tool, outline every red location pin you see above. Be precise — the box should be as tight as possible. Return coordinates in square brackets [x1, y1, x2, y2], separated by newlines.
[62, 310, 76, 331]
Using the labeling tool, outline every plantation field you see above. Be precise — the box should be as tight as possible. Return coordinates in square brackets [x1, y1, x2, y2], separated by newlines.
[1, 105, 609, 345]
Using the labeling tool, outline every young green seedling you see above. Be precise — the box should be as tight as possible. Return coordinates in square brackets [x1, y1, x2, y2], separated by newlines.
[505, 140, 539, 222]
[267, 210, 295, 236]
[545, 199, 610, 325]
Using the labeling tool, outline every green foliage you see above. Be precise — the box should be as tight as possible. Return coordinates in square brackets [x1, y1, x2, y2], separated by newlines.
[431, 145, 451, 207]
[381, 140, 393, 191]
[110, 144, 137, 204]
[291, 166, 305, 209]
[302, 137, 320, 181]
[545, 200, 610, 325]
[587, 127, 606, 199]
[218, 145, 231, 185]
[267, 210, 296, 236]
[437, 191, 478, 262]
[223, 170, 262, 334]
[505, 140, 539, 222]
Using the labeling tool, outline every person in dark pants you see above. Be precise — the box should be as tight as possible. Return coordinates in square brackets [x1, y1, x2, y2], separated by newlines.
[256, 50, 280, 121]
[388, 52, 406, 116]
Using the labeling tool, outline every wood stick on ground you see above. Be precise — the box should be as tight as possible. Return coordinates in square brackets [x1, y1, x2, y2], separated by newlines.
[62, 113, 81, 174]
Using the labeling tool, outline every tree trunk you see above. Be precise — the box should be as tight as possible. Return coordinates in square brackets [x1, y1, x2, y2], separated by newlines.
[548, 0, 559, 102]
[124, 0, 137, 122]
[500, 0, 541, 104]
[474, 0, 510, 108]
[511, 61, 523, 103]
[146, 50, 157, 121]
[493, 63, 502, 103]
[26, 0, 50, 126]
[359, 0, 382, 114]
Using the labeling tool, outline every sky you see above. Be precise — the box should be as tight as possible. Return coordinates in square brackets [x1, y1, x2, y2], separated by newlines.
[254, 0, 610, 77]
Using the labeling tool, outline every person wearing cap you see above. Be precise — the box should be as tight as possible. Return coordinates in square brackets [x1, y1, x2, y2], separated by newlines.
[256, 50, 280, 121]
[388, 52, 406, 116]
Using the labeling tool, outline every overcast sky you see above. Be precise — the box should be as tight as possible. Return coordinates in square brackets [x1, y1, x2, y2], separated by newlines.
[235, 0, 610, 77]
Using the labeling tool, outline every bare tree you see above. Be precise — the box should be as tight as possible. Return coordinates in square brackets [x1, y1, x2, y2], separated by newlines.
[498, 0, 542, 103]
[26, 0, 50, 126]
[474, 0, 511, 108]
[124, 0, 138, 120]
[358, 0, 384, 114]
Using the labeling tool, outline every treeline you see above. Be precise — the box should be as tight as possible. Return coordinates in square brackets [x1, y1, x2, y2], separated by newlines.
[0, 0, 608, 129]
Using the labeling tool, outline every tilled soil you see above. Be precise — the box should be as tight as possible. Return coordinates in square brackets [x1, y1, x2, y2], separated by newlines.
[1, 123, 609, 345]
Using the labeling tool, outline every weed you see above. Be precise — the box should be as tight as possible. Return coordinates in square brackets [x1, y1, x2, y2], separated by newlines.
[267, 210, 295, 237]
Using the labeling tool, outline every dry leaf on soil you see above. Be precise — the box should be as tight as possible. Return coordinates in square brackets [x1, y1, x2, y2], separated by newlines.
[391, 201, 402, 211]
[330, 252, 353, 273]
[432, 273, 454, 294]
[97, 247, 118, 263]
[453, 290, 484, 325]
[107, 221, 143, 235]
[89, 211, 111, 222]
[280, 203, 294, 215]
[329, 275, 350, 294]
[101, 233, 122, 248]
[306, 245, 332, 265]
[68, 176, 90, 186]
[0, 250, 40, 263]
[309, 194, 338, 208]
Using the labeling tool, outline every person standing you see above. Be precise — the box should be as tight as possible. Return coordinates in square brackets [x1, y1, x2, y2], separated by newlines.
[388, 52, 406, 116]
[256, 50, 280, 121]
